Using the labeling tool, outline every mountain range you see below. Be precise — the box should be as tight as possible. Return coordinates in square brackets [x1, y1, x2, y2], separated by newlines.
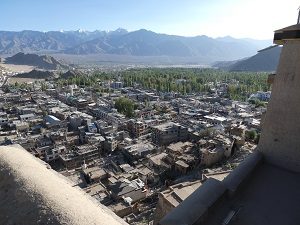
[0, 29, 271, 63]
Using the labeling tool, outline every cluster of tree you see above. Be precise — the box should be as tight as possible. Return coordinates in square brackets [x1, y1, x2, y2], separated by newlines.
[14, 81, 31, 90]
[58, 68, 270, 101]
[12, 80, 49, 92]
[248, 98, 267, 107]
[122, 68, 269, 101]
[115, 97, 135, 118]
[57, 71, 112, 85]
[245, 130, 260, 144]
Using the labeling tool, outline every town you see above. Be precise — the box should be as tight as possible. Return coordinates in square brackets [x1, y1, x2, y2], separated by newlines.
[0, 66, 271, 224]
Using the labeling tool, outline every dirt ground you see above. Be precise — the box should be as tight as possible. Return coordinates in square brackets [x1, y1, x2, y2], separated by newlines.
[0, 63, 34, 73]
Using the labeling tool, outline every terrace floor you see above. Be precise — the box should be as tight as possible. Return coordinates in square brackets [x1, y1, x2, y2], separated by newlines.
[204, 163, 300, 225]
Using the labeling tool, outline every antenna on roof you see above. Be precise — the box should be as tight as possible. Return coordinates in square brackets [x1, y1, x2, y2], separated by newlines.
[298, 6, 300, 24]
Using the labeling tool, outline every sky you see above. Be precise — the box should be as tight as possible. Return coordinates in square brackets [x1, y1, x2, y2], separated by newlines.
[1, 0, 299, 39]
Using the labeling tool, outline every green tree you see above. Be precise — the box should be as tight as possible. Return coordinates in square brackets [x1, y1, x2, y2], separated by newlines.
[246, 130, 257, 141]
[115, 97, 135, 118]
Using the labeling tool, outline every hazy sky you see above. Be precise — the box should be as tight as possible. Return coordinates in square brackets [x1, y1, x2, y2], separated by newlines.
[1, 0, 299, 39]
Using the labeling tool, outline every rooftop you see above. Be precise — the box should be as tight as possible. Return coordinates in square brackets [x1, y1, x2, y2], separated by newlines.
[175, 160, 189, 168]
[161, 181, 202, 208]
[202, 170, 231, 181]
[148, 152, 168, 166]
[167, 141, 193, 153]
[204, 115, 227, 122]
[153, 122, 182, 131]
[274, 24, 300, 44]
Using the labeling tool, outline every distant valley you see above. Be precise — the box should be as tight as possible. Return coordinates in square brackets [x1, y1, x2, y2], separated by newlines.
[1, 45, 281, 75]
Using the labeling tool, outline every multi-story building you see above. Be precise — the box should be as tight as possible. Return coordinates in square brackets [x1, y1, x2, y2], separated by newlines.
[59, 145, 100, 169]
[111, 81, 123, 89]
[122, 141, 155, 161]
[152, 122, 188, 146]
[127, 119, 148, 137]
[45, 145, 66, 162]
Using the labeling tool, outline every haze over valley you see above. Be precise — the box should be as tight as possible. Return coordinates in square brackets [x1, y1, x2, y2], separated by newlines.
[0, 29, 272, 66]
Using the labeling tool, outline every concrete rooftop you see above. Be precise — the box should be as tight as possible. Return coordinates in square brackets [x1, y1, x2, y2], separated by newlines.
[204, 162, 300, 225]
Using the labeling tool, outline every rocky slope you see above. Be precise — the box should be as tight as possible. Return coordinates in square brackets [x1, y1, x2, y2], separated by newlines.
[5, 52, 69, 70]
[14, 69, 57, 79]
[213, 46, 281, 72]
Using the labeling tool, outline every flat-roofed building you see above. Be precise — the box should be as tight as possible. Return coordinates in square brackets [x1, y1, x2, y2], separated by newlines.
[127, 119, 148, 137]
[123, 141, 155, 161]
[154, 180, 202, 225]
[45, 145, 66, 162]
[152, 122, 188, 146]
[19, 113, 35, 121]
[59, 145, 100, 169]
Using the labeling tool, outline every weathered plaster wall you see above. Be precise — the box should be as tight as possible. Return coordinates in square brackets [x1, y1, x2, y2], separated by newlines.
[258, 40, 300, 172]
